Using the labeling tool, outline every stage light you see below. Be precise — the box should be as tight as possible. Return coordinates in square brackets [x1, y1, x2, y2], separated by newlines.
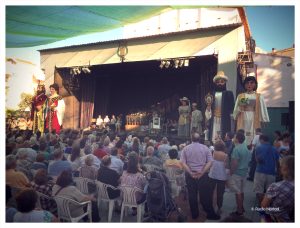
[82, 67, 91, 74]
[184, 59, 189, 67]
[179, 59, 184, 67]
[159, 60, 166, 69]
[165, 61, 171, 68]
[174, 59, 179, 68]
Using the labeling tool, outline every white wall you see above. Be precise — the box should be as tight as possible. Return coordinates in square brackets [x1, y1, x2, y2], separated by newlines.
[196, 26, 247, 98]
[123, 8, 241, 39]
[253, 53, 294, 107]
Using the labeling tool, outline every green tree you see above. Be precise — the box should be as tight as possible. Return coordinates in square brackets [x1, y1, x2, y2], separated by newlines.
[18, 93, 33, 112]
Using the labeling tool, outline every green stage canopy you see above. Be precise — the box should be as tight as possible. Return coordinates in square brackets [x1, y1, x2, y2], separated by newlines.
[6, 6, 199, 48]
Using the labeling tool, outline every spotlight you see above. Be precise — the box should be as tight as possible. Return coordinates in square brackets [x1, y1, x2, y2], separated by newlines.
[174, 59, 179, 68]
[82, 67, 91, 74]
[159, 60, 166, 69]
[179, 59, 184, 67]
[184, 59, 189, 67]
[165, 61, 171, 68]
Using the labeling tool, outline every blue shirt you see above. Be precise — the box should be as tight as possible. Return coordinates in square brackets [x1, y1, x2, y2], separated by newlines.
[48, 160, 72, 177]
[231, 143, 251, 177]
[255, 143, 279, 175]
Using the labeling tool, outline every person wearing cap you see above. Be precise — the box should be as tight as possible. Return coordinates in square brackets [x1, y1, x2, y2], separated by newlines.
[31, 83, 48, 134]
[178, 97, 191, 137]
[233, 76, 269, 145]
[205, 71, 234, 143]
[190, 102, 203, 135]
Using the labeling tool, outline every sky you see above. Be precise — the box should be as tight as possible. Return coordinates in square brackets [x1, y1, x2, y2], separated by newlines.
[245, 6, 295, 51]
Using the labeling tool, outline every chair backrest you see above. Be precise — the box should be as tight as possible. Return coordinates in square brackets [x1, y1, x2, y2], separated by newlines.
[53, 195, 91, 222]
[53, 196, 73, 221]
[164, 166, 185, 186]
[36, 191, 53, 209]
[95, 180, 119, 200]
[119, 186, 143, 205]
[73, 177, 94, 195]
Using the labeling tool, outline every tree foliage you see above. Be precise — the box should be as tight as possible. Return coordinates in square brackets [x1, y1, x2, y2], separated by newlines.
[18, 92, 33, 112]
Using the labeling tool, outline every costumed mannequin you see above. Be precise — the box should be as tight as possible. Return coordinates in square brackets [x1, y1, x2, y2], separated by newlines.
[233, 76, 269, 145]
[178, 97, 191, 137]
[190, 102, 203, 135]
[45, 83, 65, 134]
[31, 84, 47, 134]
[205, 71, 234, 143]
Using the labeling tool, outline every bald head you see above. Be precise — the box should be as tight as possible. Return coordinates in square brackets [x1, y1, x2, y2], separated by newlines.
[191, 133, 200, 142]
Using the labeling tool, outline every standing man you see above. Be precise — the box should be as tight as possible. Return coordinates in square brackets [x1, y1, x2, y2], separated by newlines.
[228, 132, 251, 216]
[190, 103, 203, 135]
[205, 71, 234, 143]
[31, 84, 47, 134]
[180, 133, 220, 220]
[253, 135, 279, 204]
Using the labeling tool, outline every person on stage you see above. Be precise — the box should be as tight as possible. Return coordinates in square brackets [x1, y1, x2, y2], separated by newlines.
[45, 83, 65, 134]
[233, 76, 269, 145]
[205, 71, 235, 143]
[190, 102, 203, 135]
[31, 84, 47, 134]
[178, 97, 191, 137]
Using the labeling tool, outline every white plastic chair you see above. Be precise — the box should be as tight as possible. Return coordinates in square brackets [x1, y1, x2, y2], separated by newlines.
[73, 177, 95, 195]
[36, 191, 53, 210]
[164, 166, 185, 198]
[53, 195, 92, 222]
[95, 180, 120, 222]
[119, 186, 146, 222]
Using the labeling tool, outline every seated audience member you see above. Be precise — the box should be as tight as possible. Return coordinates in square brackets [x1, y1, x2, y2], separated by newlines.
[109, 147, 124, 175]
[120, 152, 146, 204]
[31, 169, 57, 215]
[93, 142, 108, 160]
[157, 137, 172, 161]
[52, 170, 100, 222]
[31, 153, 48, 171]
[142, 146, 163, 171]
[48, 148, 72, 178]
[164, 148, 183, 170]
[14, 189, 58, 222]
[6, 154, 31, 189]
[261, 155, 294, 222]
[79, 154, 98, 180]
[97, 155, 121, 199]
[38, 142, 50, 161]
[80, 144, 100, 169]
[6, 185, 17, 222]
[69, 143, 82, 172]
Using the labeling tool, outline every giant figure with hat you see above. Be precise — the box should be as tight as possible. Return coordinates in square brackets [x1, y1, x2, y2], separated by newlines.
[205, 71, 235, 142]
[178, 97, 191, 137]
[233, 76, 269, 145]
[31, 83, 47, 134]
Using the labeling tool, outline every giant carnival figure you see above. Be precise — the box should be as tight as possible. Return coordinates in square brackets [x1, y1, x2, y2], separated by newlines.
[45, 83, 65, 134]
[205, 71, 235, 143]
[31, 84, 47, 134]
[233, 76, 269, 145]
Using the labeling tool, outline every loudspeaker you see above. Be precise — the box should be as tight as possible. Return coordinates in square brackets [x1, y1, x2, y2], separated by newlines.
[281, 113, 289, 126]
[289, 101, 294, 132]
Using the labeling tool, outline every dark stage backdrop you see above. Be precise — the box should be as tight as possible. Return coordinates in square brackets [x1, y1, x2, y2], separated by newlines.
[92, 55, 217, 122]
